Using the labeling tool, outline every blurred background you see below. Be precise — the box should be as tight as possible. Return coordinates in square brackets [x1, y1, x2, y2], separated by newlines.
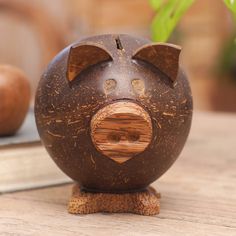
[0, 0, 235, 111]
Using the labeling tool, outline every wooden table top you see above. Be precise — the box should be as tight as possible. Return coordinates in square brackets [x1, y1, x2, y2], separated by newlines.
[0, 112, 236, 236]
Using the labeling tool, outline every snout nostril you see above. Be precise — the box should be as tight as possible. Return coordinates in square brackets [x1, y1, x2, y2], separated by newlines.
[128, 132, 140, 142]
[107, 132, 121, 143]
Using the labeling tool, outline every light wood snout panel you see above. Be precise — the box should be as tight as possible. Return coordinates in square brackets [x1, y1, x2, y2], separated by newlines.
[90, 101, 153, 163]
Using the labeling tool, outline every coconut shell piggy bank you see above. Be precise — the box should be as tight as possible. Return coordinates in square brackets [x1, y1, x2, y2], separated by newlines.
[35, 34, 192, 215]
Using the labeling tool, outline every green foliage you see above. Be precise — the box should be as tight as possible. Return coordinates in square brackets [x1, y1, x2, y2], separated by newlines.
[224, 0, 236, 21]
[149, 0, 164, 11]
[150, 0, 195, 42]
[221, 1, 236, 82]
[218, 34, 236, 83]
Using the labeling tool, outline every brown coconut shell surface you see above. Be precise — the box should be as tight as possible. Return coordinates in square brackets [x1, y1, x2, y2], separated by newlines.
[35, 34, 193, 193]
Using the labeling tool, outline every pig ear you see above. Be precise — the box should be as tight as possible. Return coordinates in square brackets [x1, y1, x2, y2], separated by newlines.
[132, 43, 181, 82]
[67, 43, 113, 82]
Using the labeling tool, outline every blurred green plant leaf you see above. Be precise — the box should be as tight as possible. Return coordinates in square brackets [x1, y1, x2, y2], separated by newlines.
[150, 0, 195, 42]
[218, 33, 236, 82]
[224, 0, 236, 21]
[149, 0, 165, 11]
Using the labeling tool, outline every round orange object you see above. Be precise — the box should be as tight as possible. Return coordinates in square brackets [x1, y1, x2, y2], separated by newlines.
[0, 65, 30, 136]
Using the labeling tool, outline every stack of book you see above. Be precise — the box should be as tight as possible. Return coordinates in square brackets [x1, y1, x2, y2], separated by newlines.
[0, 109, 71, 193]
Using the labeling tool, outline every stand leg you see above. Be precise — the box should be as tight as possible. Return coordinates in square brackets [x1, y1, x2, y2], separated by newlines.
[68, 184, 160, 216]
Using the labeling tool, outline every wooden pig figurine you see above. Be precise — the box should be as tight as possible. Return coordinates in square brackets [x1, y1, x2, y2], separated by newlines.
[35, 34, 193, 215]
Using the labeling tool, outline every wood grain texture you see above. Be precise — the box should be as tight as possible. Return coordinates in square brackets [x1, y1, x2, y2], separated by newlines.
[132, 43, 181, 82]
[67, 43, 112, 81]
[91, 101, 153, 163]
[0, 111, 236, 235]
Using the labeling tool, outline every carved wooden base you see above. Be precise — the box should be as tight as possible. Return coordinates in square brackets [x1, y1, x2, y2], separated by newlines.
[68, 184, 160, 216]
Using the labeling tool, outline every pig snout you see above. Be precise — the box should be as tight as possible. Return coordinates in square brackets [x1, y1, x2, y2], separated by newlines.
[90, 101, 153, 163]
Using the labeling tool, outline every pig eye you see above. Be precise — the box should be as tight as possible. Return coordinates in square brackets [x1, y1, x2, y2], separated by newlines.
[104, 79, 117, 94]
[131, 78, 145, 95]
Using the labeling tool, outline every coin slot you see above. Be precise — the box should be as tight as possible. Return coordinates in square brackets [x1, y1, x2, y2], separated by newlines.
[115, 37, 123, 50]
